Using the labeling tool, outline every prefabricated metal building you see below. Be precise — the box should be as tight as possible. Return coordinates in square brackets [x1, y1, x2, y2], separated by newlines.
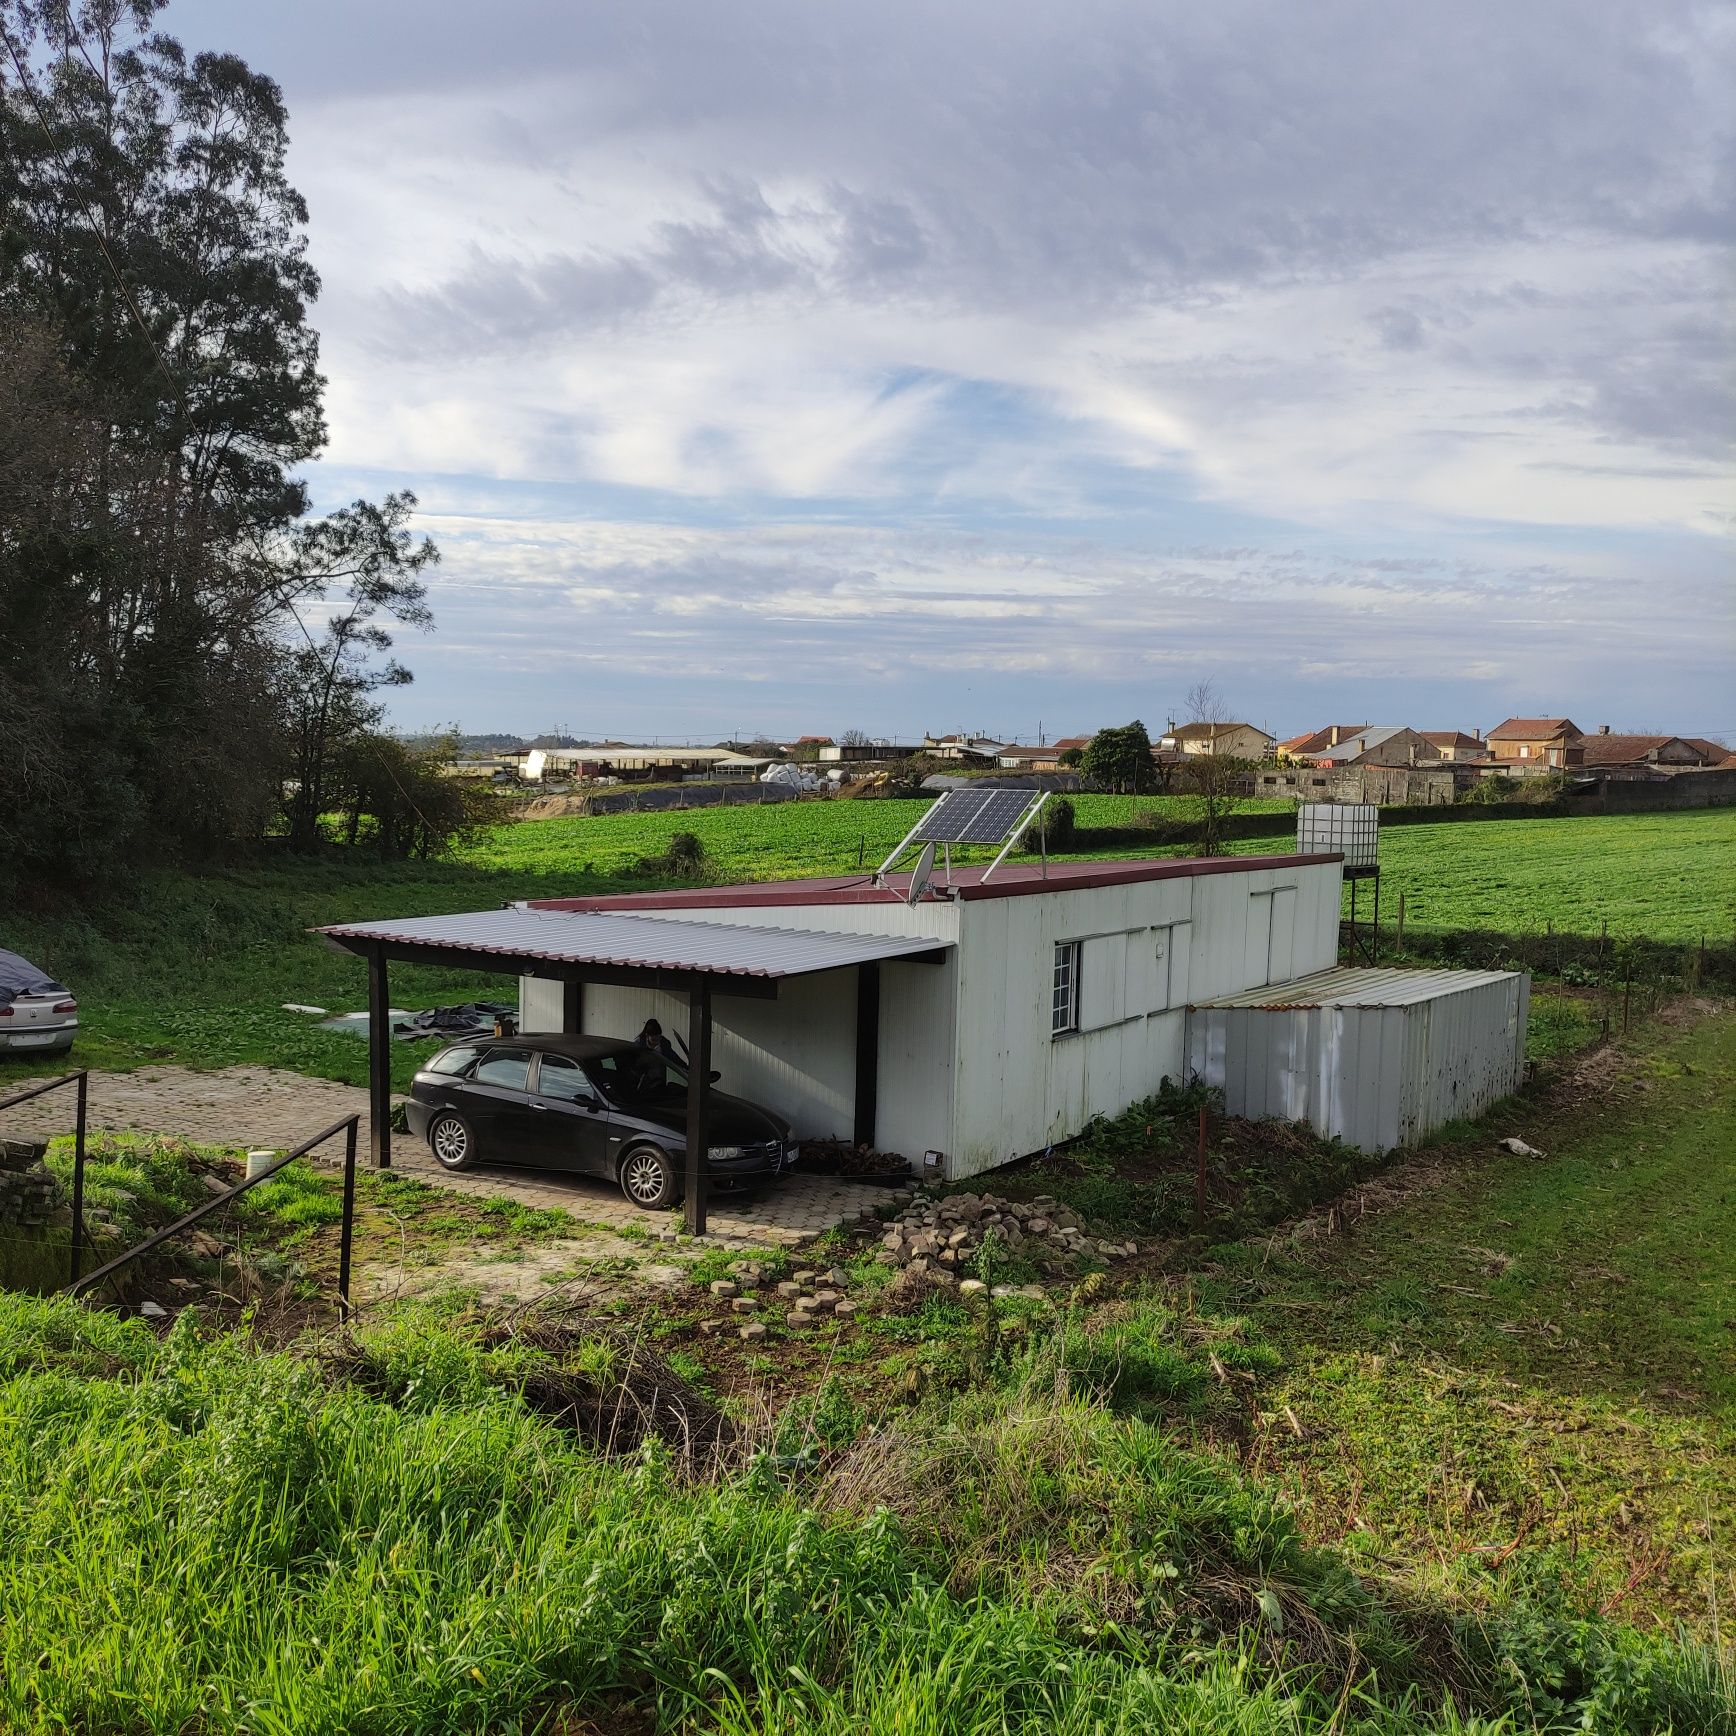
[520, 853, 1349, 1178]
[323, 848, 1528, 1229]
[1187, 965, 1530, 1153]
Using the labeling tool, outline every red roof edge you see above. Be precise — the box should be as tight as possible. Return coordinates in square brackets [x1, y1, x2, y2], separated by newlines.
[529, 852, 1343, 913]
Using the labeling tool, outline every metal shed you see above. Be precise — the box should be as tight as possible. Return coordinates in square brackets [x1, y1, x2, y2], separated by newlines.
[1185, 966, 1529, 1153]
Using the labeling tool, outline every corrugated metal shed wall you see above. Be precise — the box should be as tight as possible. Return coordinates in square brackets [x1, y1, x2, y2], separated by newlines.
[948, 860, 1344, 1178]
[1186, 969, 1528, 1153]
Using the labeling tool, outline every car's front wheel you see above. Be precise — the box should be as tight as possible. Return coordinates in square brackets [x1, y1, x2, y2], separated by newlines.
[619, 1144, 679, 1210]
[427, 1110, 477, 1172]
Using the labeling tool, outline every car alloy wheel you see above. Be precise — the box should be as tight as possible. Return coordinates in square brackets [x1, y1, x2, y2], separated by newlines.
[620, 1145, 677, 1209]
[428, 1112, 474, 1171]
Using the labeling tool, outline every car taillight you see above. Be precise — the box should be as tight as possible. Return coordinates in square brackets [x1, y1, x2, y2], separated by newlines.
[0, 1007, 11, 1017]
[53, 1001, 77, 1014]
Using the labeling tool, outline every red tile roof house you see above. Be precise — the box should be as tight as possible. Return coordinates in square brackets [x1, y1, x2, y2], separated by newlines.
[1418, 731, 1491, 762]
[1276, 724, 1369, 762]
[1279, 726, 1427, 768]
[1572, 729, 1728, 772]
[1486, 718, 1585, 770]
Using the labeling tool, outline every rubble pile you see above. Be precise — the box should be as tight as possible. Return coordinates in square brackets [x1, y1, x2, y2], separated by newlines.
[872, 1192, 1140, 1278]
[697, 1259, 865, 1341]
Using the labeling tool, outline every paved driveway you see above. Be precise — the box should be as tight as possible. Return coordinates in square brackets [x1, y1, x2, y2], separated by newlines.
[0, 1064, 906, 1248]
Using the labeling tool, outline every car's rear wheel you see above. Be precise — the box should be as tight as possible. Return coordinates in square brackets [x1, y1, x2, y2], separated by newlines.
[619, 1144, 679, 1210]
[427, 1111, 477, 1172]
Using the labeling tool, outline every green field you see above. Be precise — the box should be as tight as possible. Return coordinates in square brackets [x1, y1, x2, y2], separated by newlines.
[2, 1012, 1733, 1732]
[1355, 811, 1736, 944]
[457, 799, 1734, 943]
[3, 803, 1729, 1093]
[455, 792, 1284, 879]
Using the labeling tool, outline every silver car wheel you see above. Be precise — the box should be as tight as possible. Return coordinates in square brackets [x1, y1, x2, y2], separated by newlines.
[622, 1148, 671, 1206]
[431, 1115, 470, 1167]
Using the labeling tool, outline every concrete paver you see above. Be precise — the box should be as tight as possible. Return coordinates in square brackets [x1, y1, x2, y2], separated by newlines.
[0, 1064, 905, 1249]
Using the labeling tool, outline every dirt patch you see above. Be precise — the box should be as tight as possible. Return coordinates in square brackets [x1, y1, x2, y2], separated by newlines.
[327, 1308, 738, 1466]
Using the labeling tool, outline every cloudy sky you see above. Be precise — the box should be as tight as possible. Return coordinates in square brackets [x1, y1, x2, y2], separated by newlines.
[178, 0, 1732, 744]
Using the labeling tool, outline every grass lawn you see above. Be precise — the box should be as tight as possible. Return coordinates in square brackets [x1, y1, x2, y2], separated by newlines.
[1198, 1007, 1736, 1629]
[2, 803, 1729, 1093]
[1351, 810, 1736, 944]
[4, 1015, 1736, 1730]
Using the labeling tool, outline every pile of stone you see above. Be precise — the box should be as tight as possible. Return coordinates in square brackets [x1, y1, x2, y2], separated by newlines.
[873, 1192, 1140, 1278]
[0, 1139, 60, 1231]
[697, 1258, 863, 1341]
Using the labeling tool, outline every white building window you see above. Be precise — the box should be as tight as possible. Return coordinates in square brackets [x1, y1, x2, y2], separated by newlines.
[1052, 941, 1081, 1036]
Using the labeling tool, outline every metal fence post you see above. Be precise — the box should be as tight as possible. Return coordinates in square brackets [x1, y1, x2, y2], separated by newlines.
[338, 1115, 358, 1323]
[69, 1070, 88, 1285]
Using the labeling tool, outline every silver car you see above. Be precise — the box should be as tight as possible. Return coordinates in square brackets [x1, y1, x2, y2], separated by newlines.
[0, 949, 78, 1055]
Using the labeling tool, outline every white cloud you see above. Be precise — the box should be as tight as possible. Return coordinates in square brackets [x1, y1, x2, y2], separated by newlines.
[173, 0, 1734, 728]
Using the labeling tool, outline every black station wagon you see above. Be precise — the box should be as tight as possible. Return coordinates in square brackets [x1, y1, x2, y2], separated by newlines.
[404, 1033, 793, 1209]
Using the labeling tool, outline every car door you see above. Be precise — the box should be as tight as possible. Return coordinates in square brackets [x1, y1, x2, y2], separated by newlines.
[455, 1045, 541, 1159]
[526, 1053, 615, 1176]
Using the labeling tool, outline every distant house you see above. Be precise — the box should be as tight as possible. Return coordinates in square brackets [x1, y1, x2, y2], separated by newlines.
[1050, 736, 1093, 756]
[1162, 721, 1275, 760]
[788, 735, 834, 751]
[923, 733, 1008, 763]
[997, 744, 1066, 772]
[1276, 724, 1370, 763]
[1418, 731, 1491, 763]
[818, 740, 921, 764]
[1280, 725, 1426, 768]
[1572, 729, 1727, 772]
[1487, 718, 1584, 769]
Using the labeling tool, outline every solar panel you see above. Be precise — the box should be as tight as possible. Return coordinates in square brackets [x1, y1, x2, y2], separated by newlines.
[911, 788, 1038, 846]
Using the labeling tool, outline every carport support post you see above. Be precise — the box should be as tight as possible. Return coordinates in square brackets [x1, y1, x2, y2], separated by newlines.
[853, 961, 880, 1149]
[684, 981, 712, 1237]
[368, 947, 392, 1169]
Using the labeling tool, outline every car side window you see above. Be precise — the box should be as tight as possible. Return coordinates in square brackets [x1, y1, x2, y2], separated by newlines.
[471, 1047, 532, 1090]
[427, 1044, 484, 1076]
[586, 1050, 674, 1100]
[536, 1054, 600, 1103]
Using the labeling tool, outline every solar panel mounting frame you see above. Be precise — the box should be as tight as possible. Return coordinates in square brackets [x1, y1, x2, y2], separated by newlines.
[874, 787, 1051, 900]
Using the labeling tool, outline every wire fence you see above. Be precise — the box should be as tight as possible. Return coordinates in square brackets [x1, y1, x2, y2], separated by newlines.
[1345, 916, 1736, 1002]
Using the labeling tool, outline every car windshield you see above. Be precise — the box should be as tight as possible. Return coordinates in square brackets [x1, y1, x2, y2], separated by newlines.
[585, 1048, 687, 1103]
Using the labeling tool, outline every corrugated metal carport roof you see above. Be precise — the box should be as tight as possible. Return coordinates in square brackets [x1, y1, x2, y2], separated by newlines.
[316, 907, 948, 979]
[1191, 965, 1521, 1010]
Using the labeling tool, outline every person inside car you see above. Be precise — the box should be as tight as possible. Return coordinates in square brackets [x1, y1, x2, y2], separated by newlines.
[636, 1019, 686, 1066]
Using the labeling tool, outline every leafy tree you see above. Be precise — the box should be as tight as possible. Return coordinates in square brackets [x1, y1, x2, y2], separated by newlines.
[0, 0, 440, 892]
[281, 493, 438, 852]
[331, 732, 494, 860]
[1021, 795, 1075, 852]
[1080, 722, 1156, 793]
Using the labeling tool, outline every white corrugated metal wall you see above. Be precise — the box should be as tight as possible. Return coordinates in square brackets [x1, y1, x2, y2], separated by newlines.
[1186, 971, 1528, 1153]
[946, 861, 1344, 1178]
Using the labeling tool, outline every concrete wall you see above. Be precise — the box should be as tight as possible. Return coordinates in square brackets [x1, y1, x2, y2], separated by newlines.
[1254, 764, 1468, 805]
[1591, 768, 1736, 811]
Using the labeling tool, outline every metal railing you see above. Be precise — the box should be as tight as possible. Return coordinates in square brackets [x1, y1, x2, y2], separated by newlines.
[65, 1113, 362, 1320]
[0, 1070, 88, 1282]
